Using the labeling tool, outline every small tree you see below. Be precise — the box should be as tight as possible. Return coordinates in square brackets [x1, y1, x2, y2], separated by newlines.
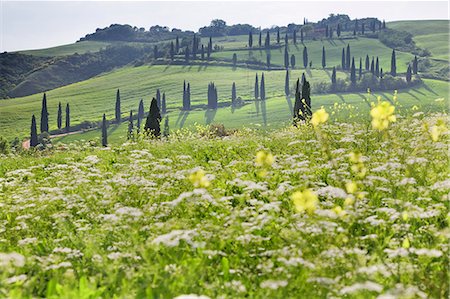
[231, 82, 237, 106]
[185, 46, 190, 63]
[40, 93, 49, 133]
[260, 73, 266, 101]
[284, 45, 289, 69]
[154, 45, 158, 60]
[175, 36, 180, 53]
[57, 102, 62, 130]
[128, 110, 133, 140]
[303, 46, 308, 68]
[375, 57, 380, 77]
[163, 116, 170, 137]
[290, 54, 296, 69]
[301, 79, 311, 119]
[65, 103, 70, 132]
[144, 98, 162, 138]
[254, 73, 259, 100]
[362, 23, 365, 35]
[259, 32, 262, 48]
[321, 46, 326, 68]
[161, 93, 167, 114]
[30, 115, 38, 148]
[370, 57, 375, 74]
[170, 42, 175, 60]
[277, 28, 280, 44]
[365, 54, 370, 70]
[156, 89, 161, 110]
[115, 89, 121, 123]
[406, 64, 412, 83]
[331, 67, 337, 87]
[248, 31, 253, 48]
[232, 53, 237, 66]
[137, 99, 144, 133]
[341, 48, 346, 70]
[350, 57, 356, 85]
[266, 52, 271, 69]
[337, 24, 341, 37]
[265, 31, 270, 48]
[101, 114, 107, 147]
[285, 70, 290, 96]
[300, 29, 304, 43]
[390, 49, 397, 76]
[359, 58, 362, 80]
[293, 29, 297, 44]
[413, 55, 418, 74]
[201, 45, 205, 60]
[293, 79, 302, 123]
[346, 44, 351, 70]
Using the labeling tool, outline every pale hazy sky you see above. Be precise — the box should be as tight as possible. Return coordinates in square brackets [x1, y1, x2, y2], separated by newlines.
[1, 1, 448, 52]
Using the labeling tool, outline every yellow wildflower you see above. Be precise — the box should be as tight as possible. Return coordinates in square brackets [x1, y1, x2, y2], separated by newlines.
[345, 181, 358, 194]
[291, 189, 318, 214]
[255, 151, 274, 167]
[311, 107, 329, 127]
[189, 169, 210, 188]
[344, 197, 355, 206]
[349, 152, 362, 164]
[402, 211, 409, 221]
[370, 101, 396, 130]
[430, 121, 447, 142]
[333, 206, 346, 217]
[402, 238, 410, 249]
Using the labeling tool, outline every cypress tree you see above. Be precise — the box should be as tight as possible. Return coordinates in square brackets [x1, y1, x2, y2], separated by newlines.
[175, 36, 180, 53]
[293, 79, 302, 123]
[303, 46, 308, 68]
[30, 115, 38, 148]
[182, 81, 186, 110]
[341, 48, 346, 70]
[101, 114, 107, 147]
[192, 34, 197, 59]
[156, 89, 161, 110]
[391, 49, 397, 76]
[249, 31, 253, 48]
[321, 46, 326, 68]
[137, 99, 144, 133]
[170, 42, 175, 60]
[301, 72, 306, 84]
[350, 57, 356, 85]
[259, 31, 262, 48]
[365, 54, 370, 70]
[40, 93, 49, 133]
[359, 57, 362, 79]
[57, 102, 62, 130]
[329, 28, 333, 38]
[285, 70, 290, 96]
[232, 53, 237, 66]
[284, 33, 288, 46]
[277, 28, 280, 44]
[302, 79, 312, 119]
[161, 93, 167, 114]
[128, 110, 133, 140]
[370, 57, 375, 74]
[185, 46, 190, 62]
[290, 54, 296, 69]
[200, 44, 204, 60]
[284, 45, 289, 69]
[254, 73, 259, 100]
[354, 19, 358, 35]
[163, 116, 169, 138]
[300, 29, 304, 43]
[325, 25, 329, 38]
[331, 67, 337, 88]
[413, 55, 418, 74]
[65, 103, 70, 132]
[293, 30, 297, 44]
[265, 31, 270, 48]
[406, 65, 412, 83]
[208, 37, 213, 55]
[231, 82, 237, 105]
[144, 98, 162, 137]
[346, 44, 351, 70]
[115, 89, 121, 123]
[207, 41, 211, 59]
[375, 57, 380, 77]
[337, 24, 341, 37]
[266, 52, 271, 69]
[260, 73, 266, 101]
[383, 20, 386, 29]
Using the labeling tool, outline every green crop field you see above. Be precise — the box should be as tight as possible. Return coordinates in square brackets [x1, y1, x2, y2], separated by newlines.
[17, 41, 112, 57]
[388, 20, 449, 36]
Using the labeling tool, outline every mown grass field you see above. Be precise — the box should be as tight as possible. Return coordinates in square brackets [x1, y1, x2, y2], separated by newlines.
[17, 41, 112, 57]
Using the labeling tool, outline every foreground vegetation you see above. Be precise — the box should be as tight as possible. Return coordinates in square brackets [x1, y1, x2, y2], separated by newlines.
[0, 100, 448, 297]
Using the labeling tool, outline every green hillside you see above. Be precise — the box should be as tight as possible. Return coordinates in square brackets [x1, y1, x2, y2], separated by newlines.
[388, 20, 449, 36]
[17, 41, 112, 57]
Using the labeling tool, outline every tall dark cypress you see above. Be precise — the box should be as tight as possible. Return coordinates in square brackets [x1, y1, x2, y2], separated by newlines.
[301, 79, 311, 119]
[284, 45, 289, 69]
[254, 73, 259, 100]
[293, 79, 302, 123]
[175, 36, 180, 53]
[57, 102, 62, 130]
[362, 23, 365, 35]
[284, 33, 288, 46]
[232, 53, 237, 66]
[154, 45, 158, 59]
[293, 30, 297, 44]
[375, 57, 380, 77]
[413, 55, 418, 74]
[265, 31, 270, 48]
[325, 25, 329, 38]
[300, 29, 304, 43]
[185, 46, 190, 62]
[186, 83, 191, 110]
[156, 89, 161, 110]
[337, 24, 341, 37]
[208, 37, 213, 55]
[370, 57, 375, 74]
[115, 89, 121, 123]
[201, 44, 205, 60]
[266, 52, 271, 69]
[231, 82, 237, 105]
[163, 116, 170, 138]
[248, 31, 253, 48]
[303, 46, 308, 68]
[128, 110, 133, 140]
[331, 67, 337, 87]
[259, 31, 262, 48]
[406, 65, 412, 83]
[391, 49, 397, 76]
[137, 99, 144, 133]
[290, 54, 296, 69]
[359, 58, 362, 79]
[192, 34, 197, 59]
[65, 103, 70, 132]
[260, 73, 266, 101]
[101, 114, 107, 147]
[341, 48, 346, 70]
[346, 44, 351, 70]
[365, 55, 370, 70]
[382, 20, 386, 29]
[350, 57, 356, 85]
[30, 115, 38, 148]
[301, 72, 306, 84]
[161, 93, 166, 114]
[285, 70, 290, 96]
[321, 46, 326, 68]
[277, 28, 280, 44]
[40, 93, 49, 133]
[144, 98, 162, 137]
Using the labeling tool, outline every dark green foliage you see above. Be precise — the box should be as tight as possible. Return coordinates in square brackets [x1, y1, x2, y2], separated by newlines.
[350, 57, 356, 85]
[57, 102, 62, 130]
[300, 29, 304, 43]
[156, 89, 161, 110]
[370, 57, 375, 74]
[182, 81, 191, 111]
[301, 80, 312, 119]
[303, 46, 308, 68]
[163, 116, 169, 137]
[137, 99, 144, 133]
[379, 28, 417, 53]
[144, 98, 161, 137]
[375, 57, 380, 77]
[232, 53, 237, 66]
[337, 24, 341, 37]
[406, 65, 412, 83]
[285, 33, 288, 45]
[128, 110, 133, 140]
[383, 20, 386, 29]
[115, 89, 121, 123]
[201, 45, 205, 60]
[153, 45, 158, 59]
[293, 30, 297, 44]
[265, 31, 270, 49]
[65, 103, 70, 132]
[161, 93, 167, 114]
[290, 54, 296, 69]
[231, 82, 237, 105]
[170, 42, 175, 60]
[260, 73, 266, 101]
[101, 113, 107, 147]
[192, 34, 198, 59]
[413, 56, 418, 75]
[341, 48, 346, 70]
[301, 72, 306, 84]
[285, 70, 290, 96]
[322, 46, 326, 68]
[254, 73, 259, 100]
[359, 58, 363, 80]
[259, 32, 262, 48]
[391, 49, 397, 76]
[175, 36, 180, 53]
[207, 82, 218, 109]
[365, 55, 370, 70]
[248, 31, 253, 48]
[346, 44, 351, 70]
[293, 78, 311, 123]
[30, 115, 38, 148]
[266, 52, 271, 69]
[325, 25, 329, 38]
[40, 93, 49, 133]
[331, 67, 337, 87]
[277, 28, 280, 44]
[284, 46, 289, 69]
[362, 23, 365, 34]
[185, 46, 190, 62]
[293, 79, 302, 123]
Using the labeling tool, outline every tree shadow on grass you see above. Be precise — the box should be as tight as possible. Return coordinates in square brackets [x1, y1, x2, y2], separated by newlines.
[179, 111, 190, 128]
[261, 100, 267, 127]
[337, 94, 347, 104]
[205, 109, 217, 125]
[422, 83, 438, 95]
[285, 95, 293, 115]
[306, 68, 312, 77]
[357, 93, 371, 108]
[327, 39, 337, 46]
[411, 88, 426, 96]
[254, 100, 260, 116]
[406, 91, 420, 101]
